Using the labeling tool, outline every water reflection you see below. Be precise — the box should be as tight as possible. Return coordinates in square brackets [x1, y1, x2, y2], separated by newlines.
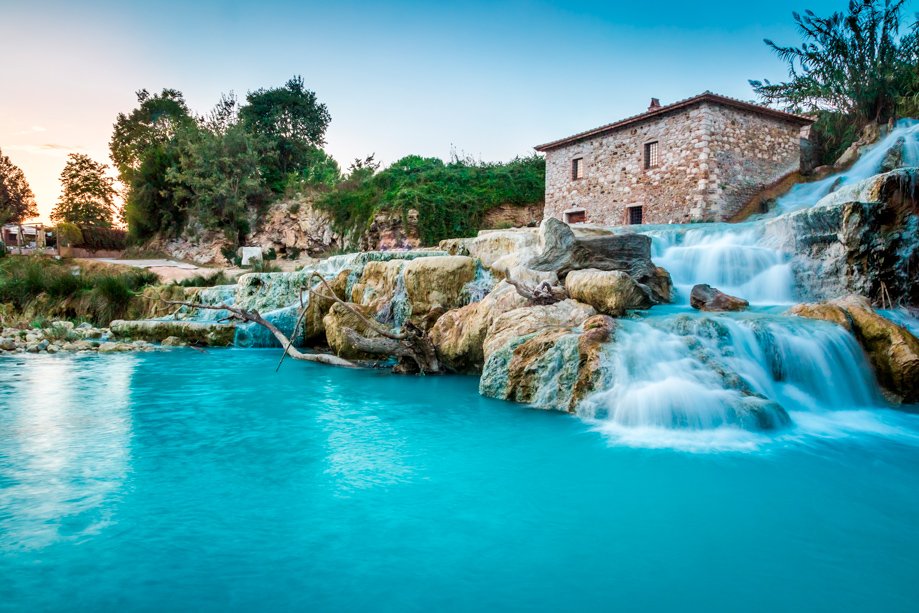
[0, 355, 134, 550]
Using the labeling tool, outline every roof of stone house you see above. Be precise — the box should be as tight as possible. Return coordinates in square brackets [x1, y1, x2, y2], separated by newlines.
[534, 91, 814, 152]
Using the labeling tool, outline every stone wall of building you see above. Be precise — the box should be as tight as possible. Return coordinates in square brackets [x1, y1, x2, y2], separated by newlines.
[542, 101, 803, 225]
[704, 104, 803, 220]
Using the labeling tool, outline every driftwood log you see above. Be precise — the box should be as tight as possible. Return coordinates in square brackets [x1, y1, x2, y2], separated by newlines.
[163, 299, 357, 368]
[505, 270, 567, 305]
[162, 273, 442, 375]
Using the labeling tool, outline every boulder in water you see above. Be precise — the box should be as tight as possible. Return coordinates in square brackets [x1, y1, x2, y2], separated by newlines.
[564, 269, 653, 316]
[303, 269, 351, 343]
[790, 295, 919, 403]
[690, 284, 749, 312]
[528, 218, 656, 281]
[403, 256, 476, 329]
[428, 281, 530, 373]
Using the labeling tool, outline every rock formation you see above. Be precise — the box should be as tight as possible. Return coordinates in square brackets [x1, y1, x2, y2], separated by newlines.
[765, 168, 919, 306]
[690, 284, 749, 312]
[790, 295, 919, 403]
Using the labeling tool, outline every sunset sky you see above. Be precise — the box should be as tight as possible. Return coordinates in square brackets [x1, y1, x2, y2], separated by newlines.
[0, 0, 870, 222]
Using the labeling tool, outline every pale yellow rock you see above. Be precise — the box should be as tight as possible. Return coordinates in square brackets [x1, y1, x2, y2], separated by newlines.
[483, 299, 597, 360]
[564, 268, 652, 316]
[429, 281, 530, 372]
[403, 256, 476, 326]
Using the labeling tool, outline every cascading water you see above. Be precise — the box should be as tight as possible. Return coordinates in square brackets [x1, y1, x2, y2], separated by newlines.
[776, 119, 919, 213]
[575, 120, 919, 448]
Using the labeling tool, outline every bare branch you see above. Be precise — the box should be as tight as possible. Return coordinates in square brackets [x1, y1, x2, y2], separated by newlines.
[163, 299, 357, 368]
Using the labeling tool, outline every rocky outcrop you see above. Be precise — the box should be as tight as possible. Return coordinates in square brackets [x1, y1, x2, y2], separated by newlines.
[428, 281, 530, 373]
[478, 300, 606, 411]
[358, 209, 421, 251]
[109, 320, 236, 346]
[690, 284, 749, 312]
[765, 168, 919, 305]
[322, 302, 382, 359]
[481, 202, 543, 229]
[403, 256, 476, 329]
[247, 196, 341, 258]
[564, 269, 652, 316]
[790, 295, 919, 403]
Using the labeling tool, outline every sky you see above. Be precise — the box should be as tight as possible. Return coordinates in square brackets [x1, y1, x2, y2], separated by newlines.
[0, 0, 878, 221]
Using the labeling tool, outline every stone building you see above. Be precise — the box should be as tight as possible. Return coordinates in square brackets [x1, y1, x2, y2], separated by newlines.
[534, 92, 813, 225]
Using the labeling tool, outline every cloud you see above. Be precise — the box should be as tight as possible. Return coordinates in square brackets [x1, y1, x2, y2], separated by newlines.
[31, 126, 47, 132]
[5, 143, 84, 157]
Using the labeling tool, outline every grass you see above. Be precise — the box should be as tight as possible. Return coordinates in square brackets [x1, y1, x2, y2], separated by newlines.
[0, 256, 159, 326]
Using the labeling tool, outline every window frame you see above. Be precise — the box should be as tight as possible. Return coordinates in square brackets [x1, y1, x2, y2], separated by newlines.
[627, 205, 643, 225]
[643, 141, 660, 170]
[571, 157, 584, 180]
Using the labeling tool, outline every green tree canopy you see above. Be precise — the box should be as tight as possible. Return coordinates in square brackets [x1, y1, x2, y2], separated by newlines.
[751, 0, 919, 124]
[110, 88, 195, 185]
[51, 154, 118, 228]
[168, 123, 269, 242]
[0, 148, 38, 225]
[239, 76, 331, 191]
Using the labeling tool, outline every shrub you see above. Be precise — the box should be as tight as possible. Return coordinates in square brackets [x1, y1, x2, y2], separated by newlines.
[317, 154, 545, 245]
[55, 222, 83, 247]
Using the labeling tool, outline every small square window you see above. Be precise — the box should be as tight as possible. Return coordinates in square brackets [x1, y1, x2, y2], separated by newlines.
[644, 141, 659, 169]
[566, 209, 586, 224]
[628, 206, 643, 225]
[571, 157, 584, 180]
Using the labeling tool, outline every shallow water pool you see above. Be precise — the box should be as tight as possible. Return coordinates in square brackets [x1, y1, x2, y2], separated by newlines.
[2, 350, 918, 611]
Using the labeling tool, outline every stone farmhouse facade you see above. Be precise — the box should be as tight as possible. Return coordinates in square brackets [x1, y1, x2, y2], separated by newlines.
[534, 92, 813, 225]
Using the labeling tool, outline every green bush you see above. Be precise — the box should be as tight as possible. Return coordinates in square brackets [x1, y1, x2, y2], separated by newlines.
[317, 154, 545, 245]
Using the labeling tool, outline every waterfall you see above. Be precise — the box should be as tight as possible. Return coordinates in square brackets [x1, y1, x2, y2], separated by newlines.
[463, 264, 497, 304]
[573, 121, 919, 447]
[776, 119, 919, 213]
[648, 223, 795, 305]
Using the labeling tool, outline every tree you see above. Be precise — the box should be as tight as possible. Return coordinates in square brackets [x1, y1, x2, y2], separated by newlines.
[51, 154, 118, 227]
[168, 123, 269, 242]
[123, 143, 186, 241]
[239, 76, 331, 191]
[751, 0, 919, 124]
[110, 88, 194, 186]
[0, 148, 38, 225]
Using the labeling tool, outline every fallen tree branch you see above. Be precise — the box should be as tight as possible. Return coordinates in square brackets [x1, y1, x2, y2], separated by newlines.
[307, 272, 408, 340]
[306, 272, 441, 374]
[505, 270, 567, 305]
[162, 299, 357, 368]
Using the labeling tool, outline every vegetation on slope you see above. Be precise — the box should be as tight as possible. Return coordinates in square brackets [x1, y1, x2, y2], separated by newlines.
[0, 257, 158, 325]
[752, 0, 919, 165]
[317, 154, 545, 246]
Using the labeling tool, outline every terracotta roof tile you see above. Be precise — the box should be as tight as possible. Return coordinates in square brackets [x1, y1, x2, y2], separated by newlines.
[534, 92, 813, 152]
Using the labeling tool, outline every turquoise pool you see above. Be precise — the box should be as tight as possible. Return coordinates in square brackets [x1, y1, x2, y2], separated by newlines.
[2, 350, 918, 611]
